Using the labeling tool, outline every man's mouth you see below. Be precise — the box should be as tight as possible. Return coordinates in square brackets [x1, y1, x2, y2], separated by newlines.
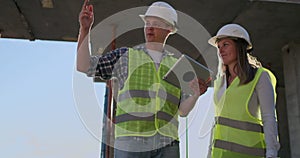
[147, 32, 154, 36]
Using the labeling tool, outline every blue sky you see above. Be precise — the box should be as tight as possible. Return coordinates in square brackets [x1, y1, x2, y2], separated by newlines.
[0, 38, 106, 158]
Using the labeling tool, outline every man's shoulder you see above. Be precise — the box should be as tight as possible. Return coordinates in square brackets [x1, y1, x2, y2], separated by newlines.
[105, 47, 130, 58]
[132, 44, 147, 52]
[113, 47, 130, 53]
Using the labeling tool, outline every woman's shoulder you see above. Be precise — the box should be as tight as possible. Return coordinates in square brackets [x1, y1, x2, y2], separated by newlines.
[257, 67, 276, 88]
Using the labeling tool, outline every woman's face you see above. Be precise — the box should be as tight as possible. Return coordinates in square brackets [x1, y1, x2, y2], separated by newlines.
[217, 38, 238, 66]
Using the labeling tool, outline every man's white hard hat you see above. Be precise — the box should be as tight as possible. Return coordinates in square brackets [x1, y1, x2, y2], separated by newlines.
[208, 24, 252, 50]
[139, 1, 178, 34]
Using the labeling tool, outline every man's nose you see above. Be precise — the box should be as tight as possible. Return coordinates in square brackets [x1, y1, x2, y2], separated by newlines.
[146, 26, 154, 30]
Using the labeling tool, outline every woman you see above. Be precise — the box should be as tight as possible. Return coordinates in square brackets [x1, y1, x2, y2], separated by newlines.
[208, 24, 280, 158]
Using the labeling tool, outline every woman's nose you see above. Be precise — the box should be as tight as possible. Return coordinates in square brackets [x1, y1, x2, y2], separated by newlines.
[218, 46, 223, 52]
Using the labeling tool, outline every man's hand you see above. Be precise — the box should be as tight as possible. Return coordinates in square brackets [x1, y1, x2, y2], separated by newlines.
[179, 77, 212, 117]
[79, 0, 94, 32]
[76, 0, 94, 73]
[189, 77, 212, 97]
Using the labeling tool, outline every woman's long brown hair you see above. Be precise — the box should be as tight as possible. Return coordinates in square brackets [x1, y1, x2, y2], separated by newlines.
[228, 38, 261, 85]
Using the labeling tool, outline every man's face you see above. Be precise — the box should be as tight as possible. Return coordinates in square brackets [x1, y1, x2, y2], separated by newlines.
[144, 16, 172, 43]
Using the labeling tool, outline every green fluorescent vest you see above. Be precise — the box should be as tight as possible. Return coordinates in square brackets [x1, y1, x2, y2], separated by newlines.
[212, 68, 277, 158]
[115, 48, 181, 140]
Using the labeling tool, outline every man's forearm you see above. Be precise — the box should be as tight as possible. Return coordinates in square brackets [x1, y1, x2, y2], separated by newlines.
[178, 95, 199, 117]
[77, 28, 91, 73]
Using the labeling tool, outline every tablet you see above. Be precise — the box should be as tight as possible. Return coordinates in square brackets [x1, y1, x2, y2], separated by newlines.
[163, 54, 213, 95]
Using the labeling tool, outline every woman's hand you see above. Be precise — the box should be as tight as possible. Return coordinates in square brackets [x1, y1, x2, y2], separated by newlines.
[79, 0, 94, 32]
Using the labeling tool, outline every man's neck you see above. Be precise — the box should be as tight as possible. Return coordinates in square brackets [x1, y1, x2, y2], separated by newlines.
[145, 42, 164, 52]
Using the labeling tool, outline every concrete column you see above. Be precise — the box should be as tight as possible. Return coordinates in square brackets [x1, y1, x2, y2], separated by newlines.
[276, 88, 291, 158]
[282, 42, 300, 158]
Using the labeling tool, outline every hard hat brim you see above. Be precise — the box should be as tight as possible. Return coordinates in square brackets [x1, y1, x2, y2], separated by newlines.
[208, 35, 252, 50]
[139, 14, 178, 34]
[208, 35, 227, 47]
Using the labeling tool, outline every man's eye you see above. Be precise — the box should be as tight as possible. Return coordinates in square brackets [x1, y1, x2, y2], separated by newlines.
[149, 22, 158, 27]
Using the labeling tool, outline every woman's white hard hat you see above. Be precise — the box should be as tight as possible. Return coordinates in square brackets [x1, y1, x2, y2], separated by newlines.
[208, 24, 252, 50]
[139, 1, 178, 34]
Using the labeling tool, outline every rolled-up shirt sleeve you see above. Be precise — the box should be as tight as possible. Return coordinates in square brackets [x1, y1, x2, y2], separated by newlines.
[86, 55, 100, 77]
[86, 47, 129, 80]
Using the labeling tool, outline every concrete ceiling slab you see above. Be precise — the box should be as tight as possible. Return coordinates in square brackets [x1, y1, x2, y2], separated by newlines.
[1, 0, 299, 86]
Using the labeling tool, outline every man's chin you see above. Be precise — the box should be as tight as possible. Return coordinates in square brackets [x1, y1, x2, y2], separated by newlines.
[145, 37, 154, 42]
[145, 40, 155, 44]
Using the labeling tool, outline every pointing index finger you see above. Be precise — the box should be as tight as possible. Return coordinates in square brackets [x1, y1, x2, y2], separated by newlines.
[82, 0, 90, 9]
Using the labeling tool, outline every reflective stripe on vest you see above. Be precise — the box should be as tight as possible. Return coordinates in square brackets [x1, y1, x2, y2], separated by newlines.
[115, 111, 179, 127]
[216, 116, 263, 133]
[214, 139, 266, 157]
[118, 89, 180, 106]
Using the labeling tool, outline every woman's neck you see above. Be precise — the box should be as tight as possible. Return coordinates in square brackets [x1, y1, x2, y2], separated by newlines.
[228, 62, 238, 76]
[227, 64, 237, 85]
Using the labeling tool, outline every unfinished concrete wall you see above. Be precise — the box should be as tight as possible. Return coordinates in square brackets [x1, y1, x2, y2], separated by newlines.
[282, 42, 300, 158]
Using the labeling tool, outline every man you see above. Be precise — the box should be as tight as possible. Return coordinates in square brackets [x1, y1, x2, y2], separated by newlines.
[77, 1, 208, 157]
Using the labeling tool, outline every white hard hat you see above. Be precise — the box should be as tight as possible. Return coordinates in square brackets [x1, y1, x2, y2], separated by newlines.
[139, 1, 178, 33]
[208, 24, 252, 50]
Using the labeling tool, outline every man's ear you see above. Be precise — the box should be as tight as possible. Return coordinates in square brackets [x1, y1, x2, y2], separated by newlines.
[168, 26, 177, 35]
[167, 27, 174, 34]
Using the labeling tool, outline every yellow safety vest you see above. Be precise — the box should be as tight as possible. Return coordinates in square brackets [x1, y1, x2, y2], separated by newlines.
[212, 68, 277, 158]
[115, 48, 181, 140]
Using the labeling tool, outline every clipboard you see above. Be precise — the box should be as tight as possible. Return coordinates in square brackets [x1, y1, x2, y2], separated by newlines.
[163, 54, 213, 94]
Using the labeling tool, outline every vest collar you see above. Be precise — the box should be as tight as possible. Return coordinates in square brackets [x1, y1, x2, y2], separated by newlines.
[133, 44, 175, 58]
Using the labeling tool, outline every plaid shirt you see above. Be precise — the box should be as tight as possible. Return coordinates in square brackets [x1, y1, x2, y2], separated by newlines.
[87, 45, 185, 146]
